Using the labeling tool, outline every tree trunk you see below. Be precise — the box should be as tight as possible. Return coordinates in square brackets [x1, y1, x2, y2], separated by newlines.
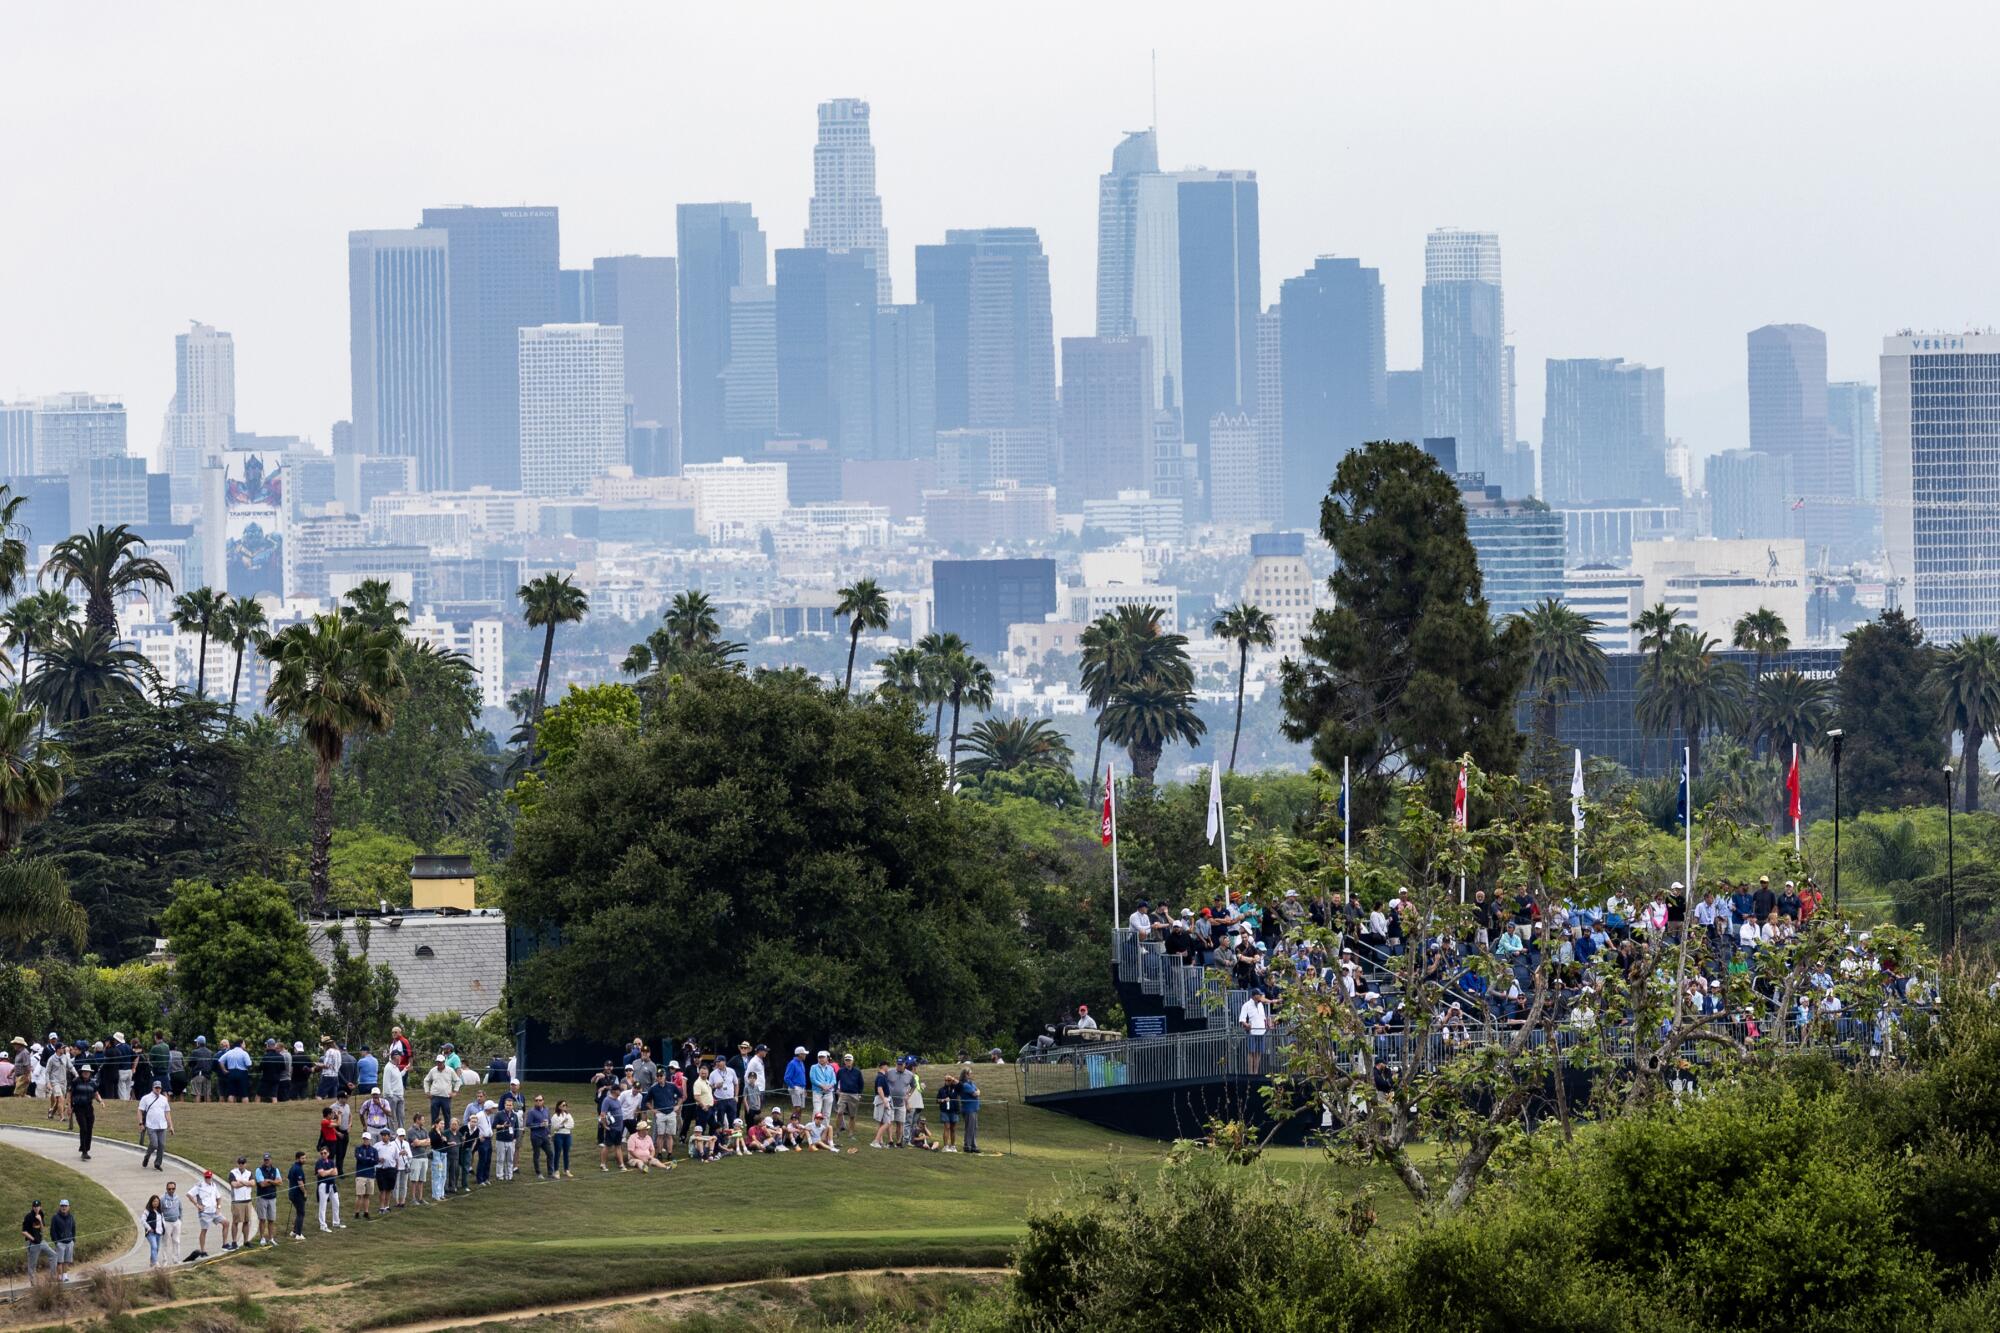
[1089, 724, 1106, 790]
[195, 627, 209, 698]
[230, 646, 245, 716]
[947, 691, 964, 784]
[310, 751, 336, 913]
[843, 628, 860, 697]
[1132, 739, 1160, 784]
[1229, 644, 1248, 772]
[932, 697, 944, 742]
[534, 621, 557, 720]
[1967, 727, 1985, 812]
[87, 594, 114, 641]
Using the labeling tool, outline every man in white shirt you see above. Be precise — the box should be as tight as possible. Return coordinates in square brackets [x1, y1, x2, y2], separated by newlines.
[137, 1079, 173, 1170]
[380, 1055, 406, 1129]
[1128, 902, 1153, 939]
[1238, 987, 1272, 1075]
[225, 1158, 255, 1252]
[1074, 1005, 1097, 1031]
[743, 1045, 767, 1117]
[318, 1040, 343, 1099]
[188, 1170, 222, 1261]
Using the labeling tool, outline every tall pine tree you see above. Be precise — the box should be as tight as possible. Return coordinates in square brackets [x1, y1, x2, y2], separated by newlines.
[1836, 608, 1945, 811]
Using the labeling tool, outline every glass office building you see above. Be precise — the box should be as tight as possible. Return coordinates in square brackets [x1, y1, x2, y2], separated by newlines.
[1882, 332, 2000, 640]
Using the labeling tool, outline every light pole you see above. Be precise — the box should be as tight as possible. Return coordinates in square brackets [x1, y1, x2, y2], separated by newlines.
[1827, 729, 1844, 912]
[1945, 764, 1957, 954]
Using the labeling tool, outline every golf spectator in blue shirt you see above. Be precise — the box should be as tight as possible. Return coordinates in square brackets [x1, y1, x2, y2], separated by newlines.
[809, 1051, 838, 1121]
[356, 1046, 379, 1093]
[783, 1047, 810, 1111]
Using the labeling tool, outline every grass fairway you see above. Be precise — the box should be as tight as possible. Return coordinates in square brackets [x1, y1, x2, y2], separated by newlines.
[0, 1140, 132, 1278]
[0, 1076, 1403, 1328]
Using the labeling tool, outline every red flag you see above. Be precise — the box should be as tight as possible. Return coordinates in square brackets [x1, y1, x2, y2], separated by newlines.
[1453, 763, 1468, 828]
[1786, 745, 1801, 821]
[1101, 765, 1115, 847]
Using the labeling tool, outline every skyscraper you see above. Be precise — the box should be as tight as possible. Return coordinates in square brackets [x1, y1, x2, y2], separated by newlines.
[1254, 306, 1284, 527]
[0, 403, 33, 476]
[722, 284, 778, 447]
[1422, 228, 1505, 480]
[419, 206, 561, 491]
[347, 229, 452, 490]
[1385, 369, 1424, 445]
[872, 303, 936, 460]
[1882, 332, 2000, 639]
[1095, 128, 1159, 339]
[558, 269, 595, 323]
[518, 324, 625, 497]
[34, 393, 126, 474]
[1176, 172, 1261, 500]
[1540, 358, 1671, 505]
[1207, 411, 1267, 529]
[804, 98, 891, 306]
[165, 320, 236, 504]
[916, 228, 1056, 463]
[774, 247, 876, 458]
[677, 203, 769, 463]
[1060, 335, 1153, 502]
[591, 256, 679, 437]
[1707, 449, 1793, 541]
[1279, 256, 1385, 528]
[1829, 380, 1882, 556]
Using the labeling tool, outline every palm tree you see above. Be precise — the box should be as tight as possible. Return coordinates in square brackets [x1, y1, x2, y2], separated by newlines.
[218, 595, 270, 717]
[342, 579, 410, 631]
[915, 632, 967, 740]
[520, 573, 589, 723]
[1731, 607, 1791, 670]
[0, 485, 30, 602]
[1210, 603, 1274, 772]
[262, 611, 407, 912]
[664, 590, 720, 647]
[27, 622, 153, 726]
[1750, 670, 1833, 763]
[623, 591, 744, 686]
[959, 716, 1075, 778]
[835, 578, 892, 696]
[170, 585, 226, 698]
[0, 692, 64, 854]
[940, 646, 995, 784]
[1100, 683, 1207, 784]
[1079, 605, 1195, 786]
[875, 647, 931, 703]
[1632, 602, 1679, 659]
[0, 858, 86, 957]
[1931, 633, 2000, 812]
[1514, 597, 1609, 738]
[1635, 626, 1746, 782]
[42, 524, 174, 638]
[0, 590, 75, 702]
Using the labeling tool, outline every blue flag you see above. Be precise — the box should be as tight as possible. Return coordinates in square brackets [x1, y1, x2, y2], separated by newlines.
[1336, 778, 1348, 829]
[1676, 755, 1690, 828]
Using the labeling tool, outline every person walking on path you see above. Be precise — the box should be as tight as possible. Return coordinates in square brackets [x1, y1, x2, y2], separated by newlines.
[49, 1200, 76, 1282]
[20, 1199, 52, 1279]
[138, 1078, 173, 1169]
[142, 1194, 167, 1267]
[70, 1062, 100, 1160]
[159, 1181, 183, 1262]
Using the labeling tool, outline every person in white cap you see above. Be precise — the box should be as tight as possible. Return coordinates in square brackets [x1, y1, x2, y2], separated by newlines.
[474, 1099, 497, 1185]
[784, 1046, 811, 1110]
[380, 1051, 406, 1130]
[809, 1050, 837, 1122]
[423, 1053, 456, 1124]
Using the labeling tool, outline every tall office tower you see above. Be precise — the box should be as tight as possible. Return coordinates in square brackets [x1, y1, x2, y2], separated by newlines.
[1422, 228, 1505, 480]
[677, 203, 770, 462]
[1254, 306, 1284, 527]
[915, 228, 1056, 464]
[419, 206, 561, 490]
[558, 268, 596, 323]
[775, 247, 876, 458]
[1883, 332, 2000, 639]
[591, 256, 679, 436]
[163, 321, 235, 504]
[1385, 369, 1424, 444]
[69, 455, 156, 531]
[347, 229, 453, 491]
[1124, 168, 1262, 497]
[34, 393, 126, 474]
[804, 98, 892, 305]
[722, 284, 778, 445]
[1060, 335, 1153, 501]
[1150, 387, 1195, 507]
[0, 403, 33, 476]
[1747, 322, 1871, 559]
[1095, 128, 1159, 338]
[1707, 449, 1794, 540]
[1829, 379, 1882, 557]
[1540, 358, 1672, 505]
[1278, 256, 1386, 528]
[1208, 411, 1268, 529]
[872, 303, 936, 460]
[517, 324, 625, 497]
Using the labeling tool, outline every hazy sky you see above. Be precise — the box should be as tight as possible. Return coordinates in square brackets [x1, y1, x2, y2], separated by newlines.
[5, 2, 1997, 477]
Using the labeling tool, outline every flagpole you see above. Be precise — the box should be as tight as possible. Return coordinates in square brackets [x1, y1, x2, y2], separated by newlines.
[1457, 760, 1467, 905]
[1792, 742, 1801, 853]
[1684, 744, 1693, 898]
[1342, 755, 1351, 900]
[1572, 747, 1583, 883]
[1109, 761, 1121, 930]
[1219, 773, 1229, 878]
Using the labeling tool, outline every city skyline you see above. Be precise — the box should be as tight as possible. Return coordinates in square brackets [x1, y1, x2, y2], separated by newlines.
[3, 3, 1987, 474]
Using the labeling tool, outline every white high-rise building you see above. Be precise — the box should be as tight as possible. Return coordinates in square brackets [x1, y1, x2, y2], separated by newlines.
[804, 98, 891, 305]
[35, 393, 127, 474]
[1882, 331, 2000, 640]
[518, 324, 626, 498]
[409, 614, 507, 710]
[165, 322, 235, 504]
[1424, 228, 1503, 284]
[684, 456, 788, 542]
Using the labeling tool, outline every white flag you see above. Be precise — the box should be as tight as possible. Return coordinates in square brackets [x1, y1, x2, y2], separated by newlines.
[1571, 748, 1586, 832]
[1206, 760, 1224, 846]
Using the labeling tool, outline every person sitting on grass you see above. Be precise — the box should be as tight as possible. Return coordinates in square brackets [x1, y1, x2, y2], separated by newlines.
[725, 1121, 749, 1156]
[803, 1110, 837, 1151]
[626, 1121, 663, 1172]
[686, 1123, 719, 1161]
[908, 1114, 938, 1151]
[782, 1110, 808, 1150]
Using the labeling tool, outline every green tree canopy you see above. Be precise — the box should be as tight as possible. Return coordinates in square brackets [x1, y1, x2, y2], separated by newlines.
[503, 669, 1028, 1050]
[162, 874, 322, 1042]
[1280, 440, 1527, 818]
[1838, 609, 1945, 811]
[535, 682, 642, 774]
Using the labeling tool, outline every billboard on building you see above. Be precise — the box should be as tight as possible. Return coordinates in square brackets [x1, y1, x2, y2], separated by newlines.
[224, 451, 285, 598]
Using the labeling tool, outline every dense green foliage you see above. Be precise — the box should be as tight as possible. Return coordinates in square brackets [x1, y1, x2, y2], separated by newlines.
[161, 874, 322, 1043]
[1838, 609, 1946, 811]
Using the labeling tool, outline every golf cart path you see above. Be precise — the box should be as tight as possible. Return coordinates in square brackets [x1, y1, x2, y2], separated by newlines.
[0, 1122, 205, 1277]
